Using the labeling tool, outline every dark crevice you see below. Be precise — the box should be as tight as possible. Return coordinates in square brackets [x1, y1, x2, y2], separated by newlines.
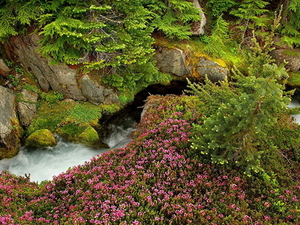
[98, 80, 189, 139]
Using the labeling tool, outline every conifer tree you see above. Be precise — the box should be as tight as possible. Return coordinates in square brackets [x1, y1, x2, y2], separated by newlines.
[204, 15, 230, 57]
[230, 0, 270, 42]
[281, 0, 300, 47]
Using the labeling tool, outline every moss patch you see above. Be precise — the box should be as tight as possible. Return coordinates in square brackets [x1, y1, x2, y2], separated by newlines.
[25, 129, 57, 148]
[28, 99, 103, 134]
[27, 97, 104, 146]
[287, 71, 300, 87]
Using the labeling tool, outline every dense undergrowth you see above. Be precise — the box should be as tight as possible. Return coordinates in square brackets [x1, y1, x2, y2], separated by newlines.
[0, 95, 299, 224]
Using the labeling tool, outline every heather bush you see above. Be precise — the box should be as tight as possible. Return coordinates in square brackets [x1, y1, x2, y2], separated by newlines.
[0, 95, 299, 224]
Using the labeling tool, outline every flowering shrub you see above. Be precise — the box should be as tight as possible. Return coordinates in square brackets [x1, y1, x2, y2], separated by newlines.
[0, 95, 299, 224]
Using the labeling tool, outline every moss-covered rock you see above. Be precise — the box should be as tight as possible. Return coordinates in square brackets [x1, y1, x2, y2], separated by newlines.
[25, 129, 57, 148]
[287, 71, 300, 87]
[56, 123, 107, 147]
[78, 126, 100, 146]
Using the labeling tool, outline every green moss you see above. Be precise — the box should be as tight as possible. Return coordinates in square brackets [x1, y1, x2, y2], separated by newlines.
[27, 98, 105, 146]
[55, 122, 86, 139]
[25, 129, 57, 148]
[78, 126, 100, 145]
[287, 72, 300, 87]
[28, 100, 103, 134]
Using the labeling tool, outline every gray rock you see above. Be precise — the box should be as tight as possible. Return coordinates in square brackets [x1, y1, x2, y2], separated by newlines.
[197, 57, 228, 82]
[80, 75, 105, 104]
[191, 0, 206, 35]
[271, 49, 300, 73]
[154, 47, 190, 76]
[4, 34, 86, 100]
[17, 89, 38, 127]
[0, 59, 10, 75]
[0, 86, 19, 158]
[103, 89, 119, 104]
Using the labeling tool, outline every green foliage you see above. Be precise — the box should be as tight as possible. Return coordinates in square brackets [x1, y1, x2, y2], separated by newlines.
[281, 0, 300, 47]
[150, 0, 200, 39]
[188, 31, 294, 174]
[206, 0, 236, 18]
[230, 0, 270, 41]
[0, 0, 43, 40]
[40, 91, 64, 104]
[204, 16, 230, 57]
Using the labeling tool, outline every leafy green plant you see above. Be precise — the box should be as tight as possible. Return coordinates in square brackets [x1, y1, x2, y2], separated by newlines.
[206, 0, 236, 18]
[281, 0, 300, 47]
[40, 91, 63, 104]
[230, 0, 270, 42]
[204, 15, 230, 57]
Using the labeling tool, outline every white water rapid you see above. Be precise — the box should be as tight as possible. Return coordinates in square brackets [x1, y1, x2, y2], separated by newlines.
[0, 118, 136, 183]
[288, 100, 300, 124]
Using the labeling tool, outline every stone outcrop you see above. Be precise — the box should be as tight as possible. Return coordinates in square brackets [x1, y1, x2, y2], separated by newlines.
[155, 47, 228, 82]
[197, 57, 228, 82]
[271, 49, 300, 73]
[154, 47, 191, 76]
[3, 34, 86, 100]
[80, 75, 119, 105]
[17, 89, 38, 127]
[191, 0, 206, 35]
[3, 34, 120, 105]
[0, 86, 19, 159]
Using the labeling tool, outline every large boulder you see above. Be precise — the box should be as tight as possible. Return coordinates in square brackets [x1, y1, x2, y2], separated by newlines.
[0, 86, 20, 159]
[271, 49, 300, 73]
[154, 47, 191, 76]
[17, 89, 38, 127]
[197, 57, 228, 82]
[3, 34, 86, 101]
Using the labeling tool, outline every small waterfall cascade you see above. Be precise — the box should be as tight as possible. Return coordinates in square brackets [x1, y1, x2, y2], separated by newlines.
[0, 117, 136, 183]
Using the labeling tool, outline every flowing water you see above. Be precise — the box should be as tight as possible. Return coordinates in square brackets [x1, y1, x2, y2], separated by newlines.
[0, 118, 136, 183]
[288, 100, 300, 124]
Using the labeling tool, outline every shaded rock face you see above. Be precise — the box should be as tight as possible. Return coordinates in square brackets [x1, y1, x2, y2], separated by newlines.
[0, 59, 10, 76]
[154, 47, 191, 76]
[17, 89, 38, 127]
[271, 49, 300, 73]
[197, 57, 228, 82]
[0, 86, 19, 159]
[3, 34, 85, 100]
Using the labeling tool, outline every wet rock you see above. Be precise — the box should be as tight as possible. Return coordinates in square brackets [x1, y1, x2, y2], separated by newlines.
[154, 47, 190, 76]
[17, 89, 38, 127]
[197, 57, 228, 82]
[0, 86, 20, 159]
